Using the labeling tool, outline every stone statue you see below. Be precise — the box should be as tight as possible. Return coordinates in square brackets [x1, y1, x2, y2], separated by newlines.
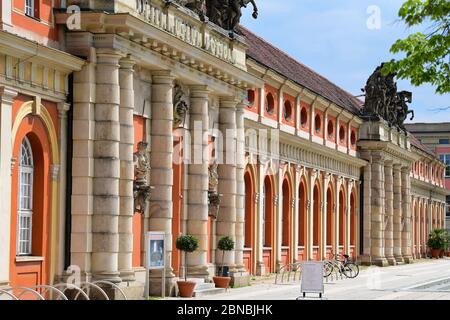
[205, 0, 258, 33]
[394, 90, 414, 130]
[185, 0, 207, 21]
[173, 84, 189, 128]
[133, 141, 151, 214]
[208, 162, 219, 192]
[227, 0, 258, 33]
[362, 63, 414, 129]
[208, 162, 221, 218]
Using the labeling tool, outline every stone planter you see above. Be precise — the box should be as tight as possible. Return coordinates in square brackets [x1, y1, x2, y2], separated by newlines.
[177, 281, 197, 298]
[446, 251, 450, 258]
[213, 277, 231, 289]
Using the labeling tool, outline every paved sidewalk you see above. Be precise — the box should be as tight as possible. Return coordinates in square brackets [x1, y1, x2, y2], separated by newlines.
[196, 259, 450, 300]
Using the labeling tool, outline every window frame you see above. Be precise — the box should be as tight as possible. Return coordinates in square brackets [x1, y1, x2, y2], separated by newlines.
[17, 137, 34, 256]
[439, 154, 450, 178]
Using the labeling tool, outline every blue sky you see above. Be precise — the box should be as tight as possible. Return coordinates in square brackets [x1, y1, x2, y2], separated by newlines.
[241, 0, 450, 123]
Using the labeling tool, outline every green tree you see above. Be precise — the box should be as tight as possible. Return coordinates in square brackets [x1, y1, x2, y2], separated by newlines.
[383, 0, 450, 94]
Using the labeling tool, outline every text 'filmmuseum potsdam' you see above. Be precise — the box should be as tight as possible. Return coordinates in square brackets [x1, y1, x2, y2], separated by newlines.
[0, 0, 447, 298]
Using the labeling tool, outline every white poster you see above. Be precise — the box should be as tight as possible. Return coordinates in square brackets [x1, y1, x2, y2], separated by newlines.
[146, 232, 166, 270]
[301, 261, 324, 294]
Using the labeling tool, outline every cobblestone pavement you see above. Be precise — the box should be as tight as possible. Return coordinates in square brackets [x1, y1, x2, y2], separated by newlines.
[197, 259, 450, 300]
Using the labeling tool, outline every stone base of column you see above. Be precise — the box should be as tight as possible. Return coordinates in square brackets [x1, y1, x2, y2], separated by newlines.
[0, 280, 9, 288]
[102, 281, 145, 300]
[255, 262, 266, 276]
[187, 265, 210, 280]
[149, 270, 176, 297]
[93, 272, 122, 284]
[119, 270, 136, 282]
[395, 255, 405, 264]
[358, 254, 373, 266]
[403, 255, 413, 264]
[372, 257, 389, 267]
[386, 255, 397, 266]
[230, 271, 250, 288]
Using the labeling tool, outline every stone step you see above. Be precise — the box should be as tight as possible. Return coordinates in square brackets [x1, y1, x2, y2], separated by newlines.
[193, 287, 226, 298]
[195, 282, 216, 291]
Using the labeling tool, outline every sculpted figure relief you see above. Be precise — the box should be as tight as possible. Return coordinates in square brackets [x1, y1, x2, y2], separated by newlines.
[362, 63, 414, 130]
[208, 162, 221, 218]
[134, 141, 151, 214]
[173, 84, 189, 128]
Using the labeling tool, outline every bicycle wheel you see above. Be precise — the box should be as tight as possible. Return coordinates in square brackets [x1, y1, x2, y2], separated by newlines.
[323, 262, 333, 278]
[343, 263, 359, 278]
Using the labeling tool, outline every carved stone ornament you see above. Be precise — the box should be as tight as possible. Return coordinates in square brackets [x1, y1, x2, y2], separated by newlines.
[361, 63, 414, 130]
[174, 0, 258, 35]
[173, 84, 189, 128]
[208, 162, 221, 218]
[133, 141, 152, 214]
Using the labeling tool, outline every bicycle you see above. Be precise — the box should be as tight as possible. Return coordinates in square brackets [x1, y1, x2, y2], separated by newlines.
[323, 252, 359, 279]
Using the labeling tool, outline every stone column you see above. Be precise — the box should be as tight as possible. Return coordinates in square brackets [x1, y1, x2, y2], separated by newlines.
[361, 152, 372, 264]
[71, 59, 95, 279]
[216, 98, 237, 270]
[118, 57, 136, 281]
[235, 103, 246, 272]
[186, 85, 210, 278]
[322, 174, 330, 260]
[308, 169, 316, 260]
[0, 87, 17, 286]
[276, 165, 283, 271]
[57, 102, 70, 277]
[370, 152, 388, 266]
[393, 164, 404, 263]
[255, 161, 265, 275]
[149, 71, 175, 295]
[335, 177, 342, 257]
[92, 49, 122, 282]
[293, 166, 300, 262]
[402, 167, 413, 263]
[384, 162, 395, 265]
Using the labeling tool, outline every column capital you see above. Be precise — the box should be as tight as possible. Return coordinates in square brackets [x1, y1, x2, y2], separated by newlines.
[96, 48, 125, 64]
[371, 151, 384, 163]
[0, 86, 18, 103]
[151, 70, 175, 84]
[119, 55, 137, 69]
[189, 85, 210, 98]
[57, 102, 71, 119]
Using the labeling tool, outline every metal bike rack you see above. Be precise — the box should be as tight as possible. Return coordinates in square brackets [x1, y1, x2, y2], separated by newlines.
[6, 287, 46, 300]
[92, 280, 127, 301]
[76, 282, 110, 300]
[275, 262, 303, 284]
[52, 283, 90, 300]
[26, 285, 69, 300]
[0, 289, 19, 300]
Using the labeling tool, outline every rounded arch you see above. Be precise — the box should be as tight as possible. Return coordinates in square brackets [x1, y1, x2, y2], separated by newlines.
[281, 174, 292, 247]
[244, 165, 256, 274]
[10, 109, 56, 288]
[312, 179, 321, 260]
[349, 187, 357, 247]
[338, 185, 347, 249]
[326, 181, 335, 249]
[298, 175, 308, 248]
[11, 101, 59, 165]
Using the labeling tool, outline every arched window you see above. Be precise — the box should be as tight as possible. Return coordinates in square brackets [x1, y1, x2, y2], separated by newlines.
[247, 90, 255, 107]
[284, 100, 293, 121]
[265, 93, 275, 115]
[300, 108, 308, 127]
[314, 115, 322, 133]
[17, 137, 34, 256]
[262, 183, 266, 246]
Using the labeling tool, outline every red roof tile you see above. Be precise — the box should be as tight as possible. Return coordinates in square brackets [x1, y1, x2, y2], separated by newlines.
[240, 26, 362, 115]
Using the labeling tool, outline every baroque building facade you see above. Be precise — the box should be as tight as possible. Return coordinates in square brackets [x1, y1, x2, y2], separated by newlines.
[0, 0, 447, 298]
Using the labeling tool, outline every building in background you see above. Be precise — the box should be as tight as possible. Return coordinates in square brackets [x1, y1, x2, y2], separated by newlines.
[405, 123, 450, 230]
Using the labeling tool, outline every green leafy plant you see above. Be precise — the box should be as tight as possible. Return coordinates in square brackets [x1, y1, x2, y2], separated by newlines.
[383, 0, 450, 94]
[217, 236, 235, 277]
[176, 235, 199, 281]
[427, 228, 448, 250]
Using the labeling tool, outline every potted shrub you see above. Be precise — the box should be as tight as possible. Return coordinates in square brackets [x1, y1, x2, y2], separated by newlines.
[176, 235, 199, 298]
[213, 236, 235, 289]
[427, 229, 446, 259]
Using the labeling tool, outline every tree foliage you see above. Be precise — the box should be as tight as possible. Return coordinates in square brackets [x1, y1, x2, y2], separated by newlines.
[383, 0, 450, 94]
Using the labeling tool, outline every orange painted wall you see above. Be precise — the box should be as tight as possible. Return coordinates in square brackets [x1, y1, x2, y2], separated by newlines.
[263, 85, 278, 121]
[281, 93, 295, 127]
[12, 0, 59, 42]
[246, 89, 260, 114]
[326, 116, 336, 143]
[132, 116, 145, 268]
[313, 109, 324, 138]
[9, 112, 53, 288]
[299, 101, 310, 133]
